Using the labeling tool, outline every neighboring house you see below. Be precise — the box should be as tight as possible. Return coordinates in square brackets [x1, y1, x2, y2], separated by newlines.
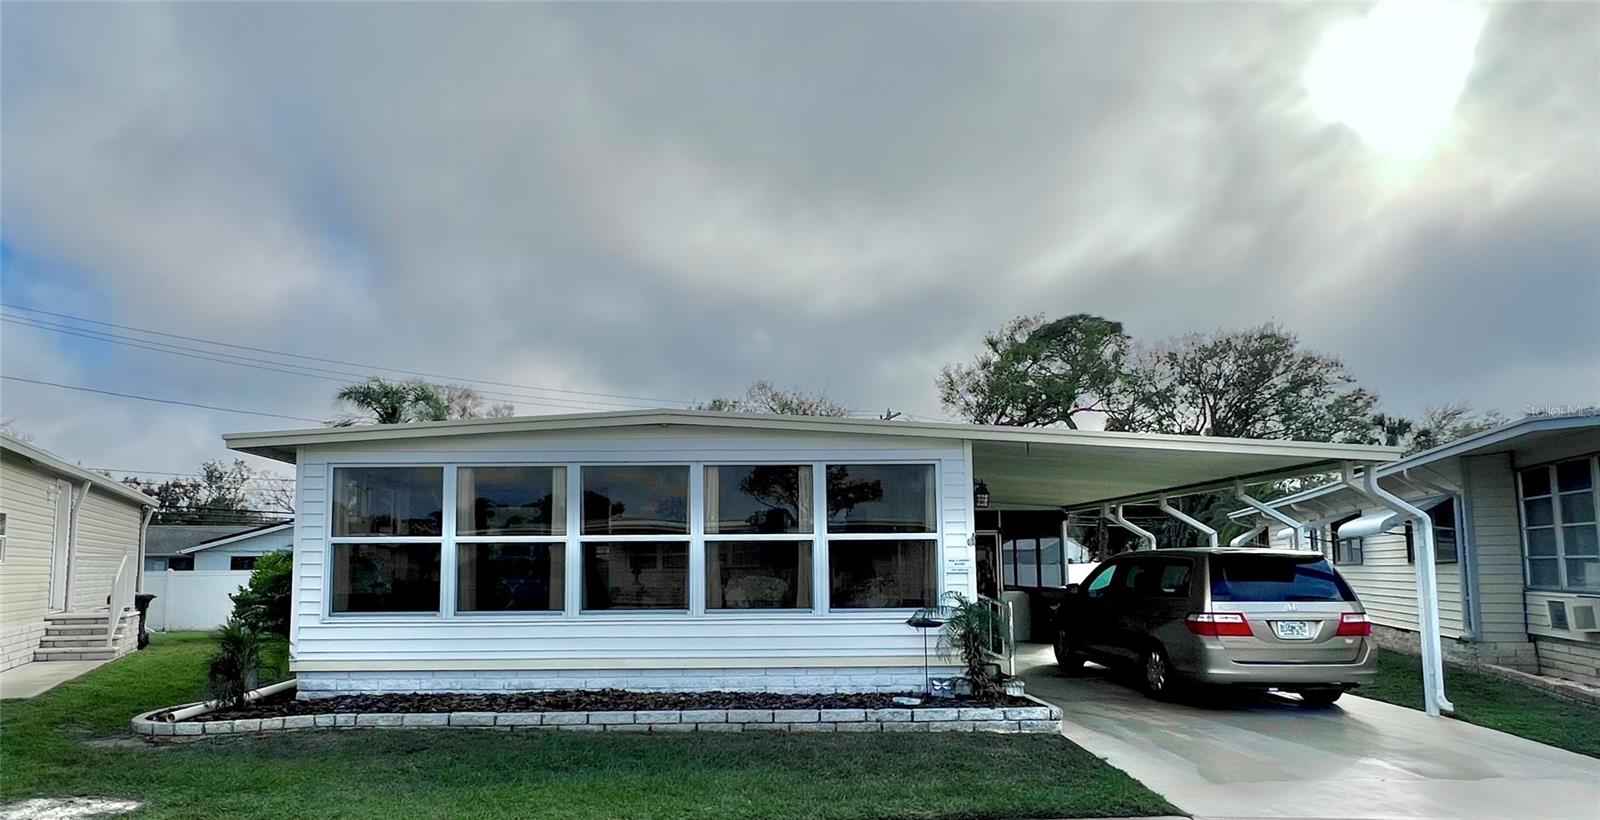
[140, 520, 291, 632]
[221, 409, 1392, 698]
[145, 523, 258, 572]
[0, 433, 155, 670]
[1235, 413, 1600, 686]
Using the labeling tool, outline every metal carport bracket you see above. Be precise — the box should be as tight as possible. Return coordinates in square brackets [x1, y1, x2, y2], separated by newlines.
[1233, 481, 1308, 551]
[1103, 504, 1157, 550]
[1340, 462, 1454, 717]
[1158, 494, 1218, 548]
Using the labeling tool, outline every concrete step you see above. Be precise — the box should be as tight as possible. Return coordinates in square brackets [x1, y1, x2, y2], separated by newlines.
[44, 615, 112, 626]
[33, 647, 117, 662]
[39, 636, 115, 648]
[44, 625, 111, 636]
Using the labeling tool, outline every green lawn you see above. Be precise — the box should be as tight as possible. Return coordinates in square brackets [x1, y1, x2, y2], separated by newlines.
[0, 633, 1176, 819]
[1359, 649, 1600, 758]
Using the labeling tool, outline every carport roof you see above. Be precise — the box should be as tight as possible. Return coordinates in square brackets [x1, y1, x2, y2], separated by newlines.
[224, 409, 1397, 508]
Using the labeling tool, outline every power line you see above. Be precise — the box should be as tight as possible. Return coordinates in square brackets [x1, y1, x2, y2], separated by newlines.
[1, 302, 695, 407]
[1, 314, 657, 413]
[97, 468, 296, 482]
[2, 376, 325, 423]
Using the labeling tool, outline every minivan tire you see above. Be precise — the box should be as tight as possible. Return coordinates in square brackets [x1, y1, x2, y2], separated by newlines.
[1141, 645, 1180, 700]
[1054, 629, 1085, 675]
[1299, 688, 1344, 706]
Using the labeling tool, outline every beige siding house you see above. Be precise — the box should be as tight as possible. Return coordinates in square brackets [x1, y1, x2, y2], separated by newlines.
[1245, 414, 1600, 686]
[0, 434, 155, 671]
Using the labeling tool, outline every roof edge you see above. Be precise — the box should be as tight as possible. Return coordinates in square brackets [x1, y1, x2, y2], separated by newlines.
[179, 521, 294, 554]
[1, 433, 157, 507]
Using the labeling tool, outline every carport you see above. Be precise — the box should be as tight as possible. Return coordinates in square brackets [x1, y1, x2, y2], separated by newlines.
[962, 427, 1452, 716]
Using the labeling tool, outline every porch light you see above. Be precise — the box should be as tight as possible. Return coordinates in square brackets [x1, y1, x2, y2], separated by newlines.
[973, 480, 990, 509]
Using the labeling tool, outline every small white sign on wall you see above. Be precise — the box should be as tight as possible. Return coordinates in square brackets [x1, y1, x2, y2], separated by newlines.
[947, 557, 974, 573]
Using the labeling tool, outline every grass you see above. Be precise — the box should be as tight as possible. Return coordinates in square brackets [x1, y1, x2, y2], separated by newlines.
[0, 633, 1176, 819]
[1359, 648, 1600, 758]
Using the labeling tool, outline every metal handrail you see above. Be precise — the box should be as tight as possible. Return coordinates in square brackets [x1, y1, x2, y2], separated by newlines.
[105, 554, 133, 648]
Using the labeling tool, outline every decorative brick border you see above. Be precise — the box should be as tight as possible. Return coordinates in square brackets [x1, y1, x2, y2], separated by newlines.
[133, 695, 1063, 738]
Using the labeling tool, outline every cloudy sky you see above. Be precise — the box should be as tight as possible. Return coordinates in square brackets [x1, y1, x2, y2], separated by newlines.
[2, 1, 1596, 483]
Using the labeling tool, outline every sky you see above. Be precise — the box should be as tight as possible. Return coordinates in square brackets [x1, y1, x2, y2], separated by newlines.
[2, 2, 1597, 484]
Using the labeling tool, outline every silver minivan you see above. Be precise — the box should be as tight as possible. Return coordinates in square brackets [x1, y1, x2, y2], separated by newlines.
[1052, 548, 1378, 704]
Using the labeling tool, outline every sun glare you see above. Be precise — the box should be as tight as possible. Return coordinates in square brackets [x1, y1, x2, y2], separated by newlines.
[1305, 1, 1485, 159]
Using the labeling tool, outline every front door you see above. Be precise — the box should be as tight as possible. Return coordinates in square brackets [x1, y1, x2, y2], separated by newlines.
[974, 532, 1000, 599]
[50, 479, 72, 611]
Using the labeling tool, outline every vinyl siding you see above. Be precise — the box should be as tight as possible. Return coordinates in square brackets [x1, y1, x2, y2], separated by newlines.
[191, 528, 292, 571]
[68, 486, 144, 612]
[0, 455, 63, 630]
[290, 426, 973, 672]
[1462, 452, 1529, 642]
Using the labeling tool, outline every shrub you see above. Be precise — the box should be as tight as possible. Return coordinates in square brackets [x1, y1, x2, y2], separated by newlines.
[917, 592, 1008, 698]
[229, 549, 291, 638]
[207, 618, 269, 709]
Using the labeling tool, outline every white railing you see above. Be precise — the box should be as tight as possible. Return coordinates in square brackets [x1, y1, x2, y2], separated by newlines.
[106, 554, 134, 648]
[977, 595, 1016, 678]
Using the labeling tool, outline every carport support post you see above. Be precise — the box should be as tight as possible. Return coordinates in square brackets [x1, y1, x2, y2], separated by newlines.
[1341, 463, 1454, 717]
[1233, 482, 1307, 551]
[1158, 494, 1218, 548]
[1103, 504, 1157, 550]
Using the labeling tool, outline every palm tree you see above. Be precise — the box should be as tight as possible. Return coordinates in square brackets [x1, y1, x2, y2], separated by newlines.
[334, 378, 448, 425]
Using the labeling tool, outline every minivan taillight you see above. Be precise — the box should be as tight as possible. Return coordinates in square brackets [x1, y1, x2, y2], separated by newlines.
[1186, 612, 1253, 637]
[1336, 612, 1372, 637]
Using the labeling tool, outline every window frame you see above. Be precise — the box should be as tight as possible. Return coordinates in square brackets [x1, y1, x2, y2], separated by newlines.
[325, 464, 449, 618]
[823, 462, 942, 612]
[1329, 514, 1363, 566]
[455, 465, 568, 617]
[1404, 496, 1460, 565]
[703, 463, 818, 613]
[1518, 454, 1600, 593]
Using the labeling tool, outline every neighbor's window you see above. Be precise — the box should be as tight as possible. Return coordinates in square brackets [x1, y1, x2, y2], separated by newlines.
[826, 464, 935, 533]
[0, 511, 7, 562]
[1520, 456, 1600, 592]
[458, 543, 564, 612]
[168, 555, 194, 572]
[331, 542, 441, 613]
[582, 541, 688, 610]
[229, 556, 258, 572]
[457, 466, 565, 536]
[706, 541, 813, 609]
[824, 463, 937, 609]
[582, 466, 688, 535]
[1330, 514, 1363, 565]
[705, 465, 813, 534]
[333, 467, 443, 537]
[1405, 497, 1458, 564]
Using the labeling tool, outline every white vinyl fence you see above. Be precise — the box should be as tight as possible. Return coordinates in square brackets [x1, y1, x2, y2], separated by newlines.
[141, 570, 252, 632]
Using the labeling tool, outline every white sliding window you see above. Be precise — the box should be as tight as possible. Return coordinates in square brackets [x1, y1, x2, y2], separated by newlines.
[580, 466, 691, 611]
[455, 466, 566, 613]
[704, 464, 814, 610]
[825, 464, 938, 609]
[329, 467, 444, 614]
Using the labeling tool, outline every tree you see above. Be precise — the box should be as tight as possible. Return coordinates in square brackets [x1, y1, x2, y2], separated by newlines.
[334, 378, 515, 425]
[229, 550, 292, 639]
[1403, 402, 1505, 455]
[938, 314, 1129, 428]
[696, 380, 850, 417]
[123, 460, 275, 525]
[1103, 324, 1380, 443]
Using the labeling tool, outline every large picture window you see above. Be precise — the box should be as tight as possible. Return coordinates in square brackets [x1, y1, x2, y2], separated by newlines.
[826, 463, 938, 609]
[331, 467, 444, 614]
[1520, 457, 1600, 592]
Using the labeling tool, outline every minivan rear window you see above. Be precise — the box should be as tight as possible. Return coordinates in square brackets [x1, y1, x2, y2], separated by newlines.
[1209, 555, 1356, 602]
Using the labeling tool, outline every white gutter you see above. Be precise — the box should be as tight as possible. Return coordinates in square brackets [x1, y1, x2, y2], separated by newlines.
[1104, 504, 1156, 550]
[1341, 462, 1453, 716]
[1158, 494, 1218, 548]
[1234, 481, 1308, 550]
[1229, 525, 1265, 547]
[65, 481, 92, 612]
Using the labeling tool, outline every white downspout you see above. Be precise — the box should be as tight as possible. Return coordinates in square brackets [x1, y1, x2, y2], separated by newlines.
[1104, 504, 1156, 550]
[137, 506, 155, 594]
[1158, 494, 1218, 548]
[1341, 462, 1453, 716]
[65, 481, 92, 612]
[1229, 525, 1266, 547]
[1234, 481, 1308, 550]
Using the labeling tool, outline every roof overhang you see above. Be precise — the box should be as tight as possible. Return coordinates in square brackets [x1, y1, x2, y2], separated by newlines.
[178, 521, 294, 554]
[224, 409, 1398, 508]
[1, 433, 156, 507]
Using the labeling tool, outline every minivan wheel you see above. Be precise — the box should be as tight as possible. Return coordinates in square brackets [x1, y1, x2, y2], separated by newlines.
[1054, 629, 1084, 675]
[1142, 646, 1178, 699]
[1299, 688, 1344, 706]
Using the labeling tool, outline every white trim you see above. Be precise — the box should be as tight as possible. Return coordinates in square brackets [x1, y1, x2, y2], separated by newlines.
[178, 522, 294, 554]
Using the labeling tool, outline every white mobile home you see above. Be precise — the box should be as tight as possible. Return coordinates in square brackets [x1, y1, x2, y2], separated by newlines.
[0, 433, 155, 670]
[222, 410, 1394, 698]
[1241, 414, 1600, 686]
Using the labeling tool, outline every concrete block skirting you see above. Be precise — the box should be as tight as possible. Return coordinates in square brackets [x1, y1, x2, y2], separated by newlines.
[131, 694, 1063, 740]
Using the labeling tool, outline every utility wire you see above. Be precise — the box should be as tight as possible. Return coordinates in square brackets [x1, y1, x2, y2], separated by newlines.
[90, 468, 295, 481]
[2, 375, 325, 423]
[1, 302, 696, 407]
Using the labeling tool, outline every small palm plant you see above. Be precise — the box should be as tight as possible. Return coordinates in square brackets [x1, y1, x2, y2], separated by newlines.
[207, 618, 269, 709]
[916, 592, 1008, 699]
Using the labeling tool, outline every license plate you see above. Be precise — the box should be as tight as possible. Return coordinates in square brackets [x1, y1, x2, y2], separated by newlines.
[1272, 620, 1313, 640]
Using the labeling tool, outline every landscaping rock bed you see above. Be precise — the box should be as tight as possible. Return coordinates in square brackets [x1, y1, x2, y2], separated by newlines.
[199, 688, 1029, 721]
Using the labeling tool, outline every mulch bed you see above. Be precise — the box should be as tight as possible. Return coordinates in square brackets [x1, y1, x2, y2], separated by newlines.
[196, 688, 1028, 721]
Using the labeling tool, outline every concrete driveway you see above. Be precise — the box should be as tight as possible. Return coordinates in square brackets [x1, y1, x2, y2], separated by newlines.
[1017, 643, 1600, 820]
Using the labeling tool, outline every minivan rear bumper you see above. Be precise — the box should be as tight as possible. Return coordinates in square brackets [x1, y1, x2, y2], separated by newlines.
[1187, 640, 1379, 688]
